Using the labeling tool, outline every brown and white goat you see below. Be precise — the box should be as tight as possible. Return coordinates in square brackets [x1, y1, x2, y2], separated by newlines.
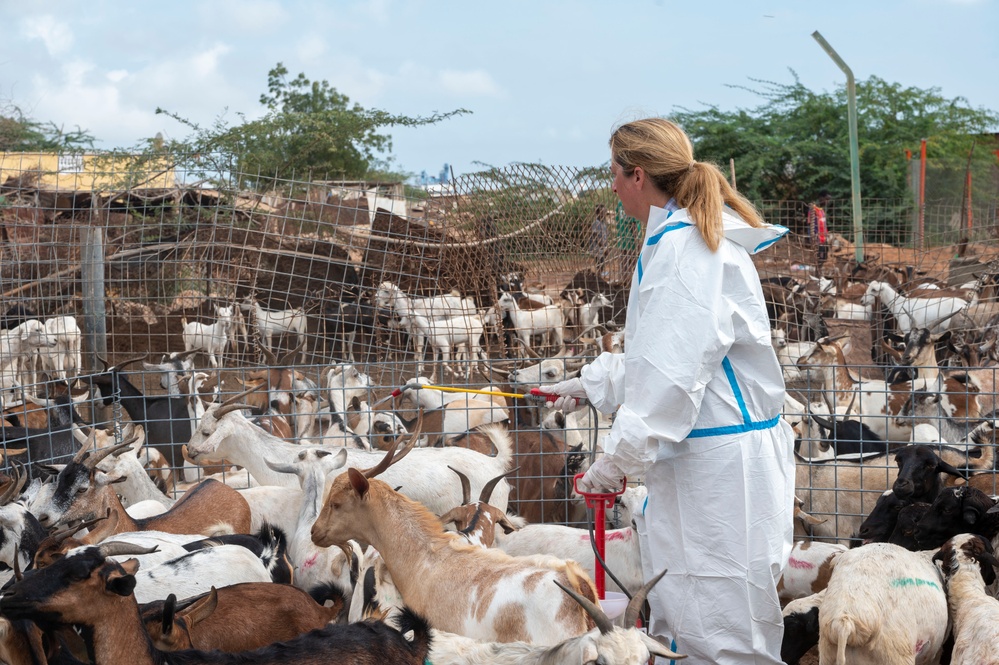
[311, 439, 600, 645]
[141, 583, 344, 652]
[0, 547, 432, 665]
[439, 467, 520, 547]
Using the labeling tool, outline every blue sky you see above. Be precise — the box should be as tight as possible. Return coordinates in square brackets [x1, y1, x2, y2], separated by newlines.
[3, 0, 996, 180]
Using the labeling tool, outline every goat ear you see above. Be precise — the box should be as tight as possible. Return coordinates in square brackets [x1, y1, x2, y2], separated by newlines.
[937, 460, 969, 480]
[349, 396, 361, 412]
[181, 587, 219, 627]
[106, 566, 138, 597]
[162, 594, 177, 635]
[437, 508, 460, 527]
[498, 515, 519, 534]
[348, 468, 369, 498]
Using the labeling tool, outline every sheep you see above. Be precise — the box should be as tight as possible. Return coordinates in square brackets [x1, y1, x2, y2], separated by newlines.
[0, 546, 433, 665]
[186, 403, 513, 517]
[426, 571, 684, 664]
[241, 294, 308, 363]
[931, 533, 999, 664]
[181, 305, 234, 368]
[781, 590, 823, 665]
[818, 542, 949, 664]
[776, 541, 846, 601]
[913, 485, 999, 550]
[310, 437, 602, 645]
[795, 432, 990, 543]
[141, 583, 345, 652]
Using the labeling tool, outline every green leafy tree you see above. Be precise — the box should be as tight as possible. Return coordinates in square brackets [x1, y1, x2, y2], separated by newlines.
[672, 73, 998, 217]
[0, 105, 94, 152]
[156, 63, 468, 190]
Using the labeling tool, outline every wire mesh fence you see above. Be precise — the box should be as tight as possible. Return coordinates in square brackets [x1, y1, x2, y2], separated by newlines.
[2, 154, 999, 535]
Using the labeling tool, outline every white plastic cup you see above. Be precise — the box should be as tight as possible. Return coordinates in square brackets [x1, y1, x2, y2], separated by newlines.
[598, 591, 629, 621]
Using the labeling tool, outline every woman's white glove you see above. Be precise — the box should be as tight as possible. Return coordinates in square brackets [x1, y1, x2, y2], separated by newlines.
[577, 456, 626, 494]
[542, 378, 588, 413]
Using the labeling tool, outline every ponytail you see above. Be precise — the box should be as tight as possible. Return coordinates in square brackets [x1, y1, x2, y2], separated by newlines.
[611, 118, 764, 253]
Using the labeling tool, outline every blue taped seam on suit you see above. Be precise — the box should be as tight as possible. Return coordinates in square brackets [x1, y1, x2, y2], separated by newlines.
[687, 415, 781, 438]
[721, 357, 752, 425]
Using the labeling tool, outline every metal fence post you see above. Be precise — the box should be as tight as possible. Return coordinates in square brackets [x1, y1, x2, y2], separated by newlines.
[81, 223, 107, 373]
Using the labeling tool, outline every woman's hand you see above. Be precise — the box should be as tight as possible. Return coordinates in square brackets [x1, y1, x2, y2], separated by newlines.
[577, 456, 625, 494]
[542, 378, 588, 413]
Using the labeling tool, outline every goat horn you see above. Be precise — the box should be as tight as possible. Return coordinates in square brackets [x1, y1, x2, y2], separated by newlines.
[72, 427, 101, 464]
[22, 392, 54, 407]
[513, 337, 542, 359]
[255, 330, 278, 365]
[172, 348, 201, 361]
[362, 410, 423, 479]
[639, 633, 687, 660]
[623, 567, 669, 629]
[564, 356, 588, 371]
[84, 438, 141, 470]
[484, 365, 509, 378]
[108, 353, 151, 373]
[13, 552, 22, 581]
[0, 447, 26, 459]
[447, 466, 472, 505]
[925, 308, 963, 331]
[278, 340, 305, 366]
[49, 510, 111, 545]
[0, 462, 26, 505]
[479, 467, 519, 505]
[553, 580, 614, 635]
[71, 389, 91, 403]
[97, 541, 159, 558]
[214, 384, 266, 419]
[809, 413, 836, 431]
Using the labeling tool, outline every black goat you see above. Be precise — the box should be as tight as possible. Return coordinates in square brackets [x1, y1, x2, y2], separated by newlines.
[808, 414, 902, 457]
[0, 548, 433, 665]
[781, 594, 821, 665]
[0, 392, 91, 475]
[887, 502, 931, 551]
[914, 485, 999, 549]
[84, 355, 190, 468]
[892, 444, 969, 500]
[855, 490, 908, 546]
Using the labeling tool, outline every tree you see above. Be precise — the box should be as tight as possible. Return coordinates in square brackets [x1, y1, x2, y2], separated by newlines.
[672, 73, 998, 207]
[157, 63, 467, 190]
[0, 104, 94, 152]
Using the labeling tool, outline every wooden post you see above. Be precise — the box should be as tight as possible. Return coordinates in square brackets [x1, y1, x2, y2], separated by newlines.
[81, 224, 107, 373]
[729, 158, 737, 189]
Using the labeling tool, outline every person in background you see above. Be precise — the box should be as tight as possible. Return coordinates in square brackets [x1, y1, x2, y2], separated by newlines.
[589, 203, 611, 277]
[543, 118, 794, 664]
[808, 190, 831, 271]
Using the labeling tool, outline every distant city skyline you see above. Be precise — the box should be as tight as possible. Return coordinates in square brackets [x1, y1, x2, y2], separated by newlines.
[4, 0, 996, 179]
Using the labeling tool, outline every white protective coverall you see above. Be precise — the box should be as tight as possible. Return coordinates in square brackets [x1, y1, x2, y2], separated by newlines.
[579, 204, 795, 664]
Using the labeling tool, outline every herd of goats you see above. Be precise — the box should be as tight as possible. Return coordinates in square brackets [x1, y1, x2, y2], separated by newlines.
[2, 263, 999, 662]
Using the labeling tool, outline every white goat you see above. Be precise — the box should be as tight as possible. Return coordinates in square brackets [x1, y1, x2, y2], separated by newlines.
[399, 312, 487, 379]
[130, 544, 273, 604]
[577, 292, 613, 335]
[241, 295, 308, 362]
[185, 404, 513, 516]
[37, 315, 82, 382]
[263, 448, 352, 593]
[818, 542, 949, 664]
[862, 280, 973, 334]
[0, 320, 56, 390]
[777, 540, 846, 601]
[497, 291, 565, 355]
[181, 305, 233, 368]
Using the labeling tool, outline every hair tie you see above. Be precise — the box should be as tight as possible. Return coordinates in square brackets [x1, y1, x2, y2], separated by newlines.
[687, 161, 696, 173]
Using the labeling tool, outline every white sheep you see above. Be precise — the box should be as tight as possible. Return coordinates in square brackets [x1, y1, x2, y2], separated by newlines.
[933, 533, 999, 665]
[818, 542, 949, 664]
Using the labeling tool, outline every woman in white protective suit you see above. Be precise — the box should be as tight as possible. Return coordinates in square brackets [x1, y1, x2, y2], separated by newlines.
[545, 118, 795, 664]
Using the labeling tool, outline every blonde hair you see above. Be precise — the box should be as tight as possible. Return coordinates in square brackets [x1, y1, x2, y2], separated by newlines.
[610, 118, 764, 252]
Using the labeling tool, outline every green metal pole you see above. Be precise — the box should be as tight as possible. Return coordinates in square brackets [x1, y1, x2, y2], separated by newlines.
[812, 31, 864, 264]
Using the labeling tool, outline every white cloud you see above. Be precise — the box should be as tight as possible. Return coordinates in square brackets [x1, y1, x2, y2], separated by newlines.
[106, 69, 128, 83]
[437, 69, 505, 99]
[191, 44, 232, 78]
[21, 14, 74, 57]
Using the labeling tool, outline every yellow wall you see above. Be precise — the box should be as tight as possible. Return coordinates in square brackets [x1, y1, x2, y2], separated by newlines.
[0, 153, 175, 191]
